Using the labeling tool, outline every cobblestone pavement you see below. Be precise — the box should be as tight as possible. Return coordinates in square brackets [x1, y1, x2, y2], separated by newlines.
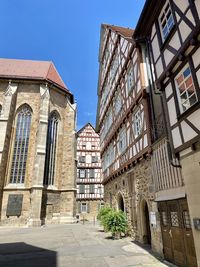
[0, 223, 174, 267]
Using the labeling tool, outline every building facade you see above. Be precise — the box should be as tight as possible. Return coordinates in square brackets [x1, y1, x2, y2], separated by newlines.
[96, 24, 163, 252]
[76, 123, 104, 221]
[0, 59, 77, 226]
[134, 0, 200, 266]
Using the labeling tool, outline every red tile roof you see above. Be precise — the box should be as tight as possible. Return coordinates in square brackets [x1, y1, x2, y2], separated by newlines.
[102, 24, 134, 39]
[0, 58, 68, 91]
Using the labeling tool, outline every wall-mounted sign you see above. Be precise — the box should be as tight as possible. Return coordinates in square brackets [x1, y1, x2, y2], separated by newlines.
[6, 194, 23, 217]
[150, 211, 157, 227]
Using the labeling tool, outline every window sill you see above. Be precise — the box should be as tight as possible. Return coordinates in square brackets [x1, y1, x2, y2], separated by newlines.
[4, 184, 26, 189]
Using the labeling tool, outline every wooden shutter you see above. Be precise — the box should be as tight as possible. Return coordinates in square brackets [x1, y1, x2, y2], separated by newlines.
[87, 203, 90, 213]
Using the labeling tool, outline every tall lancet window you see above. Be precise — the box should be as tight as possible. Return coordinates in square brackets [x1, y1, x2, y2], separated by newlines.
[10, 105, 32, 184]
[43, 111, 59, 186]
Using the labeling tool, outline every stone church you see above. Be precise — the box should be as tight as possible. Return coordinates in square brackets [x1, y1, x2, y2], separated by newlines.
[0, 58, 76, 226]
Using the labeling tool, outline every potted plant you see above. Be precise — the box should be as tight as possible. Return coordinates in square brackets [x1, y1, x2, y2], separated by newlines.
[106, 210, 128, 239]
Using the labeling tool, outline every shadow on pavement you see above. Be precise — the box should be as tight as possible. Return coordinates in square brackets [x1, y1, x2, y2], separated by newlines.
[0, 242, 57, 267]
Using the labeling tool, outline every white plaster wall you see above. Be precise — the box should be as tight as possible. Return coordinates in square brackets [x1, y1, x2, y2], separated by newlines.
[179, 20, 192, 43]
[174, 0, 188, 14]
[172, 127, 182, 148]
[151, 35, 160, 62]
[181, 121, 198, 143]
[165, 83, 173, 99]
[167, 97, 178, 126]
[155, 57, 163, 78]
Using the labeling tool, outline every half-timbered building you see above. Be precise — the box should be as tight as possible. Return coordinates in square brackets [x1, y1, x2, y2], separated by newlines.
[96, 24, 162, 251]
[134, 1, 200, 266]
[76, 123, 104, 221]
[0, 59, 77, 226]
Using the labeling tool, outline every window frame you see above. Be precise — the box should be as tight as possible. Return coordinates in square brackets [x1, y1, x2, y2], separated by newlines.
[79, 184, 85, 194]
[43, 111, 59, 186]
[9, 105, 32, 184]
[118, 127, 127, 154]
[158, 1, 175, 42]
[79, 169, 86, 178]
[127, 66, 134, 93]
[133, 109, 143, 138]
[175, 64, 198, 114]
[81, 202, 87, 213]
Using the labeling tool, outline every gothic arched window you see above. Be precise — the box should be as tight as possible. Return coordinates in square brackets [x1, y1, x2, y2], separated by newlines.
[10, 105, 32, 183]
[43, 111, 59, 186]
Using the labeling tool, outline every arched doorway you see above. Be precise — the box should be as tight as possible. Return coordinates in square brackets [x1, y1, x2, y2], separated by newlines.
[141, 200, 151, 245]
[118, 193, 124, 212]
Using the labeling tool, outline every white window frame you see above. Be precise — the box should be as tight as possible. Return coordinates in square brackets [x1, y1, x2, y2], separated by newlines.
[159, 1, 175, 41]
[81, 202, 87, 213]
[175, 64, 198, 113]
[79, 169, 86, 178]
[133, 109, 143, 138]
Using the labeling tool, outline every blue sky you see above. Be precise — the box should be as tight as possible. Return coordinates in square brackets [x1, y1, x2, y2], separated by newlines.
[0, 0, 145, 130]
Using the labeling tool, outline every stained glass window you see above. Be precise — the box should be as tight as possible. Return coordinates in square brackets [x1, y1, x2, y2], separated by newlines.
[10, 105, 32, 183]
[43, 112, 59, 186]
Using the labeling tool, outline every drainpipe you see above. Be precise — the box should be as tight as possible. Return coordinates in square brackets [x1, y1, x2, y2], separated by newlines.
[137, 37, 181, 168]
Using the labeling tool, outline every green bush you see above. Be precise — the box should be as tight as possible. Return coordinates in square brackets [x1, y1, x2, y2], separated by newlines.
[97, 206, 113, 231]
[97, 207, 128, 238]
[106, 210, 128, 238]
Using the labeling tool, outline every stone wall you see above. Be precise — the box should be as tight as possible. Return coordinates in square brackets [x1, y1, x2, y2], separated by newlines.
[77, 200, 104, 222]
[103, 157, 163, 256]
[0, 80, 76, 226]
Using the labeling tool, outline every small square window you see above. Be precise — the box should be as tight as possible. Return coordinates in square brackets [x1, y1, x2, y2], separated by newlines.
[89, 184, 95, 194]
[81, 203, 87, 213]
[89, 169, 95, 178]
[79, 184, 85, 194]
[159, 1, 175, 41]
[92, 156, 98, 163]
[79, 156, 85, 163]
[79, 169, 86, 178]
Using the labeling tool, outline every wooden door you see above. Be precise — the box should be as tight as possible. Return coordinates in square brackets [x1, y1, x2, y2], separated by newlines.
[167, 200, 186, 266]
[179, 199, 197, 267]
[159, 199, 197, 267]
[159, 202, 173, 262]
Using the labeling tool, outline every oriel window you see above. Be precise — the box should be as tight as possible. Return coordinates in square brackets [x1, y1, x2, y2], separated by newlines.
[43, 112, 59, 186]
[10, 105, 32, 184]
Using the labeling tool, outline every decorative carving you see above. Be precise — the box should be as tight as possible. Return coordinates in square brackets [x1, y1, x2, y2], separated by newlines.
[4, 81, 18, 96]
[40, 83, 50, 100]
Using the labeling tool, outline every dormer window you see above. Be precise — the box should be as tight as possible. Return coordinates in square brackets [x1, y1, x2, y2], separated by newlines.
[159, 1, 175, 41]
